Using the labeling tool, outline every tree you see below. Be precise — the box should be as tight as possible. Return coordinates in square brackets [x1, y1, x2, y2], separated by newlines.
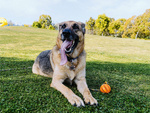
[95, 14, 110, 36]
[110, 18, 115, 22]
[109, 18, 126, 37]
[86, 17, 96, 34]
[132, 9, 150, 39]
[122, 9, 150, 39]
[144, 9, 150, 39]
[117, 18, 126, 37]
[39, 14, 52, 29]
[32, 14, 55, 30]
[131, 15, 144, 39]
[108, 20, 119, 37]
[122, 16, 135, 38]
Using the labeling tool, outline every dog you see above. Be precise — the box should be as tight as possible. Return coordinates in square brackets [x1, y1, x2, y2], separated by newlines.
[32, 21, 98, 107]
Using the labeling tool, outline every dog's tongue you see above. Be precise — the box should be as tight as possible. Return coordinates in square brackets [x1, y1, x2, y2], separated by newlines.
[60, 40, 72, 65]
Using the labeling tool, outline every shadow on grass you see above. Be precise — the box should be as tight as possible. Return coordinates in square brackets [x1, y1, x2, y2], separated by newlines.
[86, 61, 150, 76]
[1, 57, 149, 75]
[0, 57, 34, 70]
[0, 57, 34, 76]
[0, 57, 150, 112]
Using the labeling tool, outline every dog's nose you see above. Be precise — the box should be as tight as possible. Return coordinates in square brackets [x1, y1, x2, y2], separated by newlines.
[62, 29, 71, 37]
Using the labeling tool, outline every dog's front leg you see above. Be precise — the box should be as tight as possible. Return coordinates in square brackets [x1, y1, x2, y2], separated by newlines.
[75, 70, 98, 105]
[50, 76, 85, 107]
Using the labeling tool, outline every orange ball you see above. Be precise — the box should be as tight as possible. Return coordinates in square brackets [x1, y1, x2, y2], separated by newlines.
[100, 82, 111, 93]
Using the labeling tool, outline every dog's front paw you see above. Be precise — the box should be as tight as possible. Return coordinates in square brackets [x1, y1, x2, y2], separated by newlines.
[84, 95, 98, 106]
[68, 94, 85, 107]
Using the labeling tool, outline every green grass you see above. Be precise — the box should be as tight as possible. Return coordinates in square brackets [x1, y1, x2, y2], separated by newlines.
[0, 26, 150, 112]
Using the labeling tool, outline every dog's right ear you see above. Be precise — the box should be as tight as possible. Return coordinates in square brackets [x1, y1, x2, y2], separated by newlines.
[79, 22, 86, 35]
[81, 23, 86, 35]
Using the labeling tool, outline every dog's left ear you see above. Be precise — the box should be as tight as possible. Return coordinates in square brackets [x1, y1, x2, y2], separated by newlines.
[79, 22, 86, 35]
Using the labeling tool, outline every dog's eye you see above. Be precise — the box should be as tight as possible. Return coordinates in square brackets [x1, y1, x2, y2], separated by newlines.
[61, 24, 66, 29]
[72, 24, 79, 30]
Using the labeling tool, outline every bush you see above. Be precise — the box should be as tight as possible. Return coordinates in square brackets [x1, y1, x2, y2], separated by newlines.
[42, 23, 46, 29]
[32, 21, 41, 28]
[49, 25, 55, 30]
[24, 24, 29, 27]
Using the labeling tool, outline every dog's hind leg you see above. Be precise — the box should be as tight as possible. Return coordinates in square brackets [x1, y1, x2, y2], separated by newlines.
[32, 50, 53, 78]
[32, 62, 40, 75]
[32, 61, 53, 78]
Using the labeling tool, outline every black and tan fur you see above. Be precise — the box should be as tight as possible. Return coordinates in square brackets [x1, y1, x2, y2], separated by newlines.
[32, 21, 98, 107]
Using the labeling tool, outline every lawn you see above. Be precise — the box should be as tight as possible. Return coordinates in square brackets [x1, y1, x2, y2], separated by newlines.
[0, 26, 150, 112]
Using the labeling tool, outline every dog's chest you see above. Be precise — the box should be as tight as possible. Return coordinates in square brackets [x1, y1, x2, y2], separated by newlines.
[65, 59, 78, 80]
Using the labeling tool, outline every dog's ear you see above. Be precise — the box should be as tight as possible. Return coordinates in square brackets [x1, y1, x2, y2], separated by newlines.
[59, 22, 63, 31]
[81, 23, 86, 35]
[78, 22, 86, 35]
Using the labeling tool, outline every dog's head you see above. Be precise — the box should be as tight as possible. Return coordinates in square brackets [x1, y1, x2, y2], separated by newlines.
[57, 21, 86, 58]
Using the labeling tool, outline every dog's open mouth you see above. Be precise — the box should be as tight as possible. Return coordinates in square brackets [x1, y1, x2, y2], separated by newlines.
[60, 39, 78, 65]
[64, 40, 75, 53]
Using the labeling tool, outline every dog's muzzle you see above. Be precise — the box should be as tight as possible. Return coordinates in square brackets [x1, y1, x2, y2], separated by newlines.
[61, 28, 79, 54]
[61, 28, 74, 41]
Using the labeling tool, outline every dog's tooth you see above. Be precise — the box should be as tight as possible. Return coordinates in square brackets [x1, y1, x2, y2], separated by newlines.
[71, 41, 75, 48]
[65, 41, 75, 53]
[65, 48, 72, 52]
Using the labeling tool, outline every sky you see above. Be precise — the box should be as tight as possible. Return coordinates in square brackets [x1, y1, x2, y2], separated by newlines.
[0, 0, 150, 25]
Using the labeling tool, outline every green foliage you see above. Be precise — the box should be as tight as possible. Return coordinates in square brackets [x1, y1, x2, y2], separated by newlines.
[24, 24, 29, 27]
[118, 18, 126, 36]
[122, 16, 135, 38]
[87, 8, 150, 39]
[39, 14, 52, 28]
[49, 25, 55, 30]
[95, 14, 110, 36]
[110, 18, 115, 22]
[132, 9, 150, 39]
[32, 21, 42, 28]
[32, 14, 55, 30]
[108, 18, 126, 37]
[108, 20, 120, 35]
[86, 17, 96, 34]
[122, 9, 150, 39]
[41, 23, 46, 29]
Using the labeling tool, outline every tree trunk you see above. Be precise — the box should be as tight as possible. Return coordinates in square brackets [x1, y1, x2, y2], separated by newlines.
[135, 30, 140, 39]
